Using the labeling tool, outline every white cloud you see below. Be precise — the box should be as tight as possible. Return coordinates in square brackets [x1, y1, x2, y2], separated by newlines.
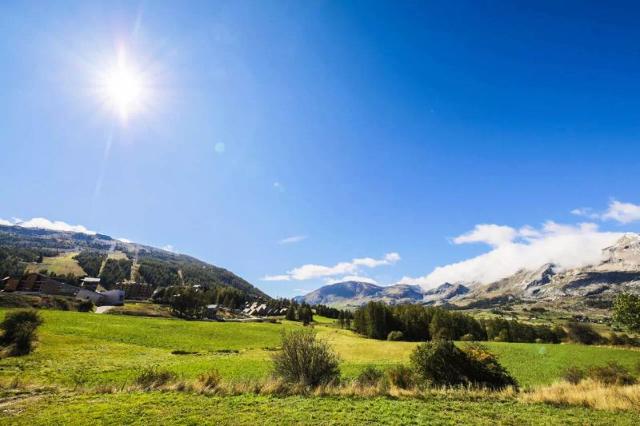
[571, 207, 599, 220]
[325, 275, 379, 285]
[452, 224, 518, 247]
[601, 200, 640, 224]
[273, 182, 284, 192]
[293, 288, 311, 295]
[1, 217, 96, 234]
[262, 252, 400, 282]
[162, 244, 176, 253]
[117, 237, 132, 243]
[571, 200, 640, 224]
[278, 235, 307, 245]
[262, 274, 291, 281]
[401, 221, 623, 289]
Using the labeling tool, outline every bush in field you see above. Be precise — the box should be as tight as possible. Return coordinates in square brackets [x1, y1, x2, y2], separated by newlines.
[76, 299, 94, 312]
[462, 343, 518, 390]
[0, 310, 44, 355]
[387, 331, 404, 341]
[385, 365, 415, 389]
[565, 322, 602, 345]
[587, 362, 636, 386]
[411, 340, 469, 387]
[355, 366, 384, 387]
[273, 329, 340, 387]
[135, 366, 176, 388]
[563, 366, 585, 385]
[410, 340, 516, 390]
[562, 362, 636, 386]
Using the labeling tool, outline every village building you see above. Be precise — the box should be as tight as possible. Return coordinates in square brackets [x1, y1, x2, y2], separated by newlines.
[3, 273, 125, 306]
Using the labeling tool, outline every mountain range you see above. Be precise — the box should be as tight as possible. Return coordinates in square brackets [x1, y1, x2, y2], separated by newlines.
[297, 234, 640, 310]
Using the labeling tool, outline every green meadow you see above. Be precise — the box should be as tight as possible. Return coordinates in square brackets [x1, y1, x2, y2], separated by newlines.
[0, 308, 637, 389]
[3, 392, 638, 425]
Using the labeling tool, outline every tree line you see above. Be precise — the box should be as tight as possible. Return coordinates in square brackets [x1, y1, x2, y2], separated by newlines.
[352, 302, 565, 343]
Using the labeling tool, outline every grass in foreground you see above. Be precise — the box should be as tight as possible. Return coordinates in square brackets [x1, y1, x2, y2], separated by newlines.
[1, 390, 637, 425]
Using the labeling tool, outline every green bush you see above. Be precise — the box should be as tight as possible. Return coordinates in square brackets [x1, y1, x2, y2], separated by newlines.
[385, 365, 415, 389]
[410, 340, 516, 390]
[272, 329, 340, 387]
[462, 343, 518, 390]
[387, 331, 404, 341]
[355, 366, 384, 387]
[0, 310, 44, 355]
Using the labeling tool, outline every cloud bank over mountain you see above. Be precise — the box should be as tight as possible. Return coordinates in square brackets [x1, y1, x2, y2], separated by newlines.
[401, 221, 623, 289]
[0, 217, 95, 235]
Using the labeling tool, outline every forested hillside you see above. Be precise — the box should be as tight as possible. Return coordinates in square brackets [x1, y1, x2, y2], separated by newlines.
[0, 225, 268, 299]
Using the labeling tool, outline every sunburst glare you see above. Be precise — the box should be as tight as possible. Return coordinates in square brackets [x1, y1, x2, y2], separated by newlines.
[97, 48, 149, 122]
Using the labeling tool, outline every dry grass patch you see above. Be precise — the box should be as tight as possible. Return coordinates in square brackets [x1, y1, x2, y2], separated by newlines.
[521, 379, 640, 412]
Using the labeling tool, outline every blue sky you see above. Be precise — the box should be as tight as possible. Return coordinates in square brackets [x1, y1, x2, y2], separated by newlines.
[2, 1, 640, 297]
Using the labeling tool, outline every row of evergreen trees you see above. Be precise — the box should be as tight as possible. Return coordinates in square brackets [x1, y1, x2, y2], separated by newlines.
[285, 302, 313, 324]
[353, 302, 563, 343]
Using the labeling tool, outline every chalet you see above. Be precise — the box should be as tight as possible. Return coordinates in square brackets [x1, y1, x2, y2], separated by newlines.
[3, 273, 125, 306]
[80, 277, 102, 291]
[3, 273, 77, 296]
[205, 304, 218, 319]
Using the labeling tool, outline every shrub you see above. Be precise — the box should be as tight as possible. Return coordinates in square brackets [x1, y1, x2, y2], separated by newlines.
[385, 365, 415, 389]
[272, 329, 340, 387]
[387, 331, 404, 341]
[562, 366, 585, 385]
[135, 366, 176, 388]
[410, 340, 516, 390]
[411, 340, 469, 387]
[565, 322, 602, 345]
[587, 362, 636, 386]
[462, 343, 518, 390]
[0, 310, 44, 355]
[355, 366, 384, 387]
[77, 299, 94, 312]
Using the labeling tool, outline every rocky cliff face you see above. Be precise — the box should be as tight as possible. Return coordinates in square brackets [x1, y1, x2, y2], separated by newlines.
[457, 234, 640, 305]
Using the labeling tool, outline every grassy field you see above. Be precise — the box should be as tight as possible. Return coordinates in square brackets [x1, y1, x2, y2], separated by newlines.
[0, 308, 638, 424]
[2, 391, 637, 425]
[0, 309, 637, 389]
[25, 252, 86, 276]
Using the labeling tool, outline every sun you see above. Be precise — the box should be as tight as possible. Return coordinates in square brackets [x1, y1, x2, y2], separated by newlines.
[98, 49, 147, 122]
